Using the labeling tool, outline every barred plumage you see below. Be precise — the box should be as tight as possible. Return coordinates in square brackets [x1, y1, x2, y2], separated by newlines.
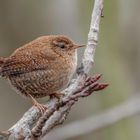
[0, 35, 84, 111]
[0, 35, 83, 99]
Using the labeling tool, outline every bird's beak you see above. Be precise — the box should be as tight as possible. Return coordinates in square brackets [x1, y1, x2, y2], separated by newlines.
[75, 44, 85, 49]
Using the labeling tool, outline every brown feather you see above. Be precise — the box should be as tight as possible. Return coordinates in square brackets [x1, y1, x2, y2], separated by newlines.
[0, 35, 78, 98]
[0, 57, 5, 75]
[1, 37, 56, 77]
[0, 57, 5, 66]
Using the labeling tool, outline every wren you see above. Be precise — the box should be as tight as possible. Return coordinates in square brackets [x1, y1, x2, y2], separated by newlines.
[0, 35, 84, 112]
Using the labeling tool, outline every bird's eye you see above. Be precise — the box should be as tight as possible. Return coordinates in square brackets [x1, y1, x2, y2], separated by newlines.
[58, 43, 66, 49]
[52, 40, 67, 49]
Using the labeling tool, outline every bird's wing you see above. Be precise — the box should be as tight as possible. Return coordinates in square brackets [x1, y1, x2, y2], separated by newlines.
[1, 51, 55, 77]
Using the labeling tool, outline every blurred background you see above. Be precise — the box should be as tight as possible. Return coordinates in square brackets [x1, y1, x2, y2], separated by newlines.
[0, 0, 140, 140]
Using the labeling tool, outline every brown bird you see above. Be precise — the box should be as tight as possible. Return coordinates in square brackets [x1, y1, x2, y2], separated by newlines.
[0, 35, 84, 112]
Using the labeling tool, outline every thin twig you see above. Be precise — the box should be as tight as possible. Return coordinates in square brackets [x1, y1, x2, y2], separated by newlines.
[45, 94, 140, 140]
[0, 131, 10, 137]
[32, 75, 107, 138]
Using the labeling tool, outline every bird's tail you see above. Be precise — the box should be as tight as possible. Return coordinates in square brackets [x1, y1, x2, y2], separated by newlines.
[0, 57, 5, 75]
[0, 57, 5, 66]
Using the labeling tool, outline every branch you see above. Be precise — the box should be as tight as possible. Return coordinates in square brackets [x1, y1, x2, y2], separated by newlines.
[46, 94, 140, 140]
[83, 0, 103, 74]
[0, 0, 105, 139]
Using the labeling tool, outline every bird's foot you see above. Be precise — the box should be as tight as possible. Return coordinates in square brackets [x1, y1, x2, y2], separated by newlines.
[28, 94, 47, 114]
[34, 101, 47, 115]
[50, 92, 65, 99]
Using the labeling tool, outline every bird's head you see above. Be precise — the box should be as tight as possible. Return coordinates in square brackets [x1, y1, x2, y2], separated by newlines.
[46, 35, 85, 56]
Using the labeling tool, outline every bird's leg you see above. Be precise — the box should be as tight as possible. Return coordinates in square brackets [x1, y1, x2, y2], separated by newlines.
[28, 94, 47, 114]
[50, 92, 65, 99]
